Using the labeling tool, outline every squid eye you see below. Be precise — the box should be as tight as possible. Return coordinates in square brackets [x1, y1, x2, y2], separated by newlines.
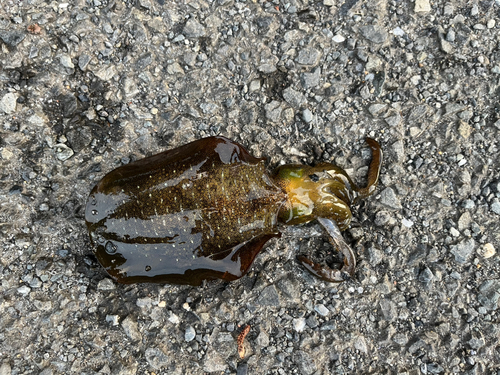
[308, 174, 319, 182]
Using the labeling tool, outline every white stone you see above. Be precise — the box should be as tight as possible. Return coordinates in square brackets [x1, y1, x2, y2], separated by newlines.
[106, 314, 120, 326]
[392, 27, 405, 36]
[28, 113, 46, 127]
[411, 75, 422, 85]
[332, 34, 345, 43]
[1, 148, 14, 160]
[97, 278, 115, 290]
[185, 326, 196, 342]
[402, 218, 414, 228]
[168, 312, 180, 324]
[249, 79, 261, 91]
[415, 0, 431, 12]
[0, 92, 17, 114]
[293, 317, 306, 332]
[479, 243, 496, 259]
[17, 285, 31, 295]
[0, 362, 12, 375]
[54, 143, 74, 161]
[95, 65, 117, 81]
[59, 54, 74, 68]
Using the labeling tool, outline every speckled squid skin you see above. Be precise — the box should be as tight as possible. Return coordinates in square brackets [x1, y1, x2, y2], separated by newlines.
[86, 136, 382, 285]
[85, 136, 287, 285]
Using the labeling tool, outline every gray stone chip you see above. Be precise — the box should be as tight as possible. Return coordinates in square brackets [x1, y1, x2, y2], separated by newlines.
[183, 19, 206, 38]
[314, 304, 329, 316]
[300, 68, 321, 89]
[379, 299, 397, 321]
[419, 267, 434, 283]
[97, 278, 115, 290]
[258, 63, 277, 73]
[256, 330, 269, 346]
[478, 280, 500, 310]
[121, 316, 142, 342]
[236, 363, 248, 375]
[264, 100, 282, 122]
[0, 30, 26, 47]
[450, 238, 475, 264]
[360, 25, 388, 43]
[490, 201, 500, 215]
[145, 347, 169, 370]
[54, 144, 74, 161]
[368, 103, 387, 117]
[283, 87, 306, 108]
[78, 54, 91, 70]
[295, 47, 321, 66]
[257, 285, 281, 306]
[293, 351, 317, 375]
[379, 187, 402, 210]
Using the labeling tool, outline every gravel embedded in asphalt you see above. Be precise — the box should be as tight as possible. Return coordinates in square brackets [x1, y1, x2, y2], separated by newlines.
[1, 0, 500, 374]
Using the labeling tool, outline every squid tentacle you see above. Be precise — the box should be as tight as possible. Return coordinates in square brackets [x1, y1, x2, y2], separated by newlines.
[297, 218, 356, 283]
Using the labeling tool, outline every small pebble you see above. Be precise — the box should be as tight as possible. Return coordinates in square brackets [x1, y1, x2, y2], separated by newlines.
[414, 0, 431, 12]
[490, 201, 500, 215]
[106, 315, 120, 326]
[478, 243, 496, 259]
[332, 34, 345, 43]
[392, 27, 405, 36]
[185, 326, 196, 342]
[168, 312, 180, 324]
[293, 318, 306, 332]
[402, 218, 414, 228]
[314, 304, 330, 316]
[17, 285, 31, 295]
[0, 92, 18, 114]
[97, 278, 115, 290]
[302, 108, 313, 123]
[54, 144, 74, 161]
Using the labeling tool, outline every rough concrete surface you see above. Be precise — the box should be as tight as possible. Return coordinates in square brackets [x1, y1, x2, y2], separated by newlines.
[1, 0, 500, 374]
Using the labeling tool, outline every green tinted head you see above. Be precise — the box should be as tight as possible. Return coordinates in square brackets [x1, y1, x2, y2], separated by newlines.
[272, 138, 382, 229]
[272, 164, 355, 230]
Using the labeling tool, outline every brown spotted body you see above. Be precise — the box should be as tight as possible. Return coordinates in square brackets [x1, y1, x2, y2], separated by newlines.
[85, 136, 382, 285]
[86, 137, 286, 285]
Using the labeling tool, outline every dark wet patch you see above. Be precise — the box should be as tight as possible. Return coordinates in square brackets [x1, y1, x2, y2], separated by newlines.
[40, 72, 124, 151]
[262, 70, 291, 102]
[77, 163, 102, 180]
